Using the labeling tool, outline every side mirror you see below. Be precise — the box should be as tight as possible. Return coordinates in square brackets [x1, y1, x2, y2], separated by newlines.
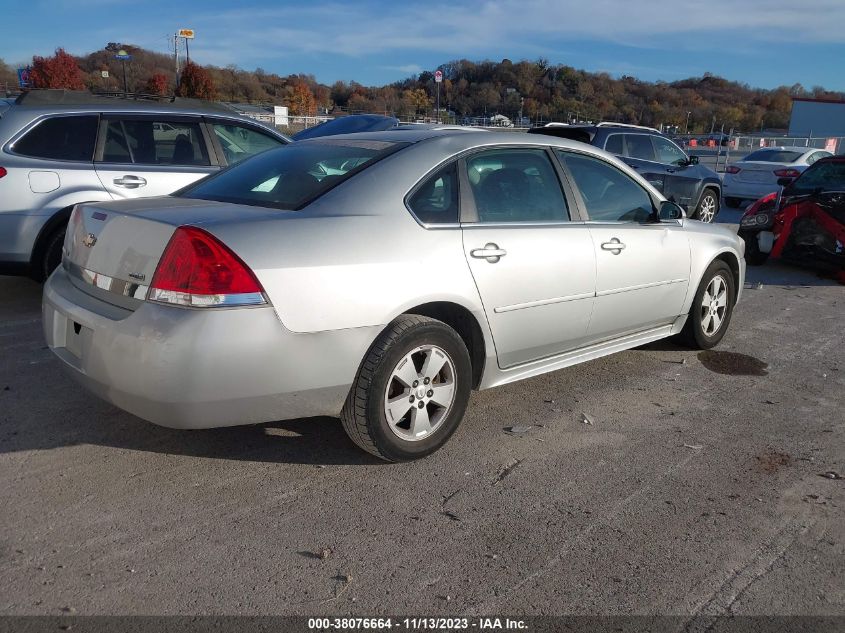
[659, 201, 686, 221]
[776, 177, 794, 187]
[687, 155, 700, 165]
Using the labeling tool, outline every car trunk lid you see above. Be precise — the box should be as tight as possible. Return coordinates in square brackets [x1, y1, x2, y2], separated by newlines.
[62, 197, 276, 310]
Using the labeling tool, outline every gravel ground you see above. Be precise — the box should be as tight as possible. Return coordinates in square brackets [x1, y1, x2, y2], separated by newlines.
[0, 258, 842, 619]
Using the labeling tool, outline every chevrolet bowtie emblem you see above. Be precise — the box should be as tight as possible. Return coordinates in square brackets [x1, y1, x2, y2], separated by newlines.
[83, 233, 97, 248]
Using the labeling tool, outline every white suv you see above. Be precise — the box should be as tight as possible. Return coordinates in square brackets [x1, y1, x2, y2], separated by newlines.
[0, 90, 289, 280]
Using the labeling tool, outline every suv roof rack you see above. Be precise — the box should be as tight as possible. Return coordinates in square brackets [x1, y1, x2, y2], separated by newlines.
[14, 89, 234, 113]
[596, 121, 661, 133]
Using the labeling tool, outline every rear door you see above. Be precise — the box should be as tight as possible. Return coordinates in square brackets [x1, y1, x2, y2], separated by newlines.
[617, 133, 667, 193]
[460, 147, 596, 368]
[651, 135, 699, 209]
[556, 150, 691, 340]
[94, 115, 219, 199]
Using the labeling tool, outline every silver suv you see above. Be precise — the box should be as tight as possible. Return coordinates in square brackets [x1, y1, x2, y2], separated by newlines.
[0, 90, 289, 280]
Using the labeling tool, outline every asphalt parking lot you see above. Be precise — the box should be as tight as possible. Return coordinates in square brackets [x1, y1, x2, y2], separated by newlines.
[0, 254, 843, 619]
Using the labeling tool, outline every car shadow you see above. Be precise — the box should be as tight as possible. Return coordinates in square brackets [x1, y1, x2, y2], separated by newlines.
[1, 406, 385, 466]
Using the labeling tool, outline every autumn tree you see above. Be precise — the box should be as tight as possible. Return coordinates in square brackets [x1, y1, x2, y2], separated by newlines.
[29, 48, 85, 90]
[144, 73, 169, 96]
[288, 81, 316, 115]
[176, 62, 216, 99]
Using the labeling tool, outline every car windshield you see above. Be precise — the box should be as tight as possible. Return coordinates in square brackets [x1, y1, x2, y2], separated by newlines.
[786, 161, 845, 196]
[744, 150, 803, 163]
[179, 139, 408, 210]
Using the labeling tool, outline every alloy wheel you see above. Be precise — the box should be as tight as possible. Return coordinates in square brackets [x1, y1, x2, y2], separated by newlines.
[383, 345, 456, 441]
[698, 195, 717, 223]
[700, 274, 728, 336]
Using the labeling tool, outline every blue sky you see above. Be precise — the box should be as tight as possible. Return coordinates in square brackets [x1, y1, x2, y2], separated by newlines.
[2, 0, 844, 91]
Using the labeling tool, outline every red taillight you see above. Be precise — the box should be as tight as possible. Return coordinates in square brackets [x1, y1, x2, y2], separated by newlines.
[724, 166, 741, 174]
[773, 168, 800, 178]
[744, 192, 778, 217]
[0, 167, 7, 178]
[148, 226, 266, 308]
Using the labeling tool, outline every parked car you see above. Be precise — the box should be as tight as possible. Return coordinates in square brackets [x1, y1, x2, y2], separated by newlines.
[0, 90, 290, 280]
[292, 114, 399, 140]
[738, 156, 845, 282]
[528, 122, 722, 222]
[722, 146, 833, 208]
[43, 130, 745, 461]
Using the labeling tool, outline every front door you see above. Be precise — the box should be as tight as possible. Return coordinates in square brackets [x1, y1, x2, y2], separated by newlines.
[460, 148, 596, 368]
[556, 150, 691, 340]
[94, 116, 218, 200]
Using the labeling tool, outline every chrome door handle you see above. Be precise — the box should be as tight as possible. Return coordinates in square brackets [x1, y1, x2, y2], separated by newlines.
[601, 238, 626, 254]
[470, 243, 507, 263]
[113, 175, 147, 188]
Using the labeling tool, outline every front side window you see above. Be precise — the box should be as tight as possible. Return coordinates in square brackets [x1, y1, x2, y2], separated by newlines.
[179, 139, 407, 211]
[100, 119, 210, 166]
[408, 163, 459, 224]
[211, 123, 285, 165]
[652, 136, 687, 165]
[558, 151, 654, 222]
[14, 115, 98, 161]
[624, 134, 656, 161]
[466, 149, 569, 223]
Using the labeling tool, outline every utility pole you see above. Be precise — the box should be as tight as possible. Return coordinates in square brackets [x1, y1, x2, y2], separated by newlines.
[173, 35, 179, 92]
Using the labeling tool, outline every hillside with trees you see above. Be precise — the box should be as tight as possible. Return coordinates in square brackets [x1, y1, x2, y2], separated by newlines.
[4, 46, 843, 133]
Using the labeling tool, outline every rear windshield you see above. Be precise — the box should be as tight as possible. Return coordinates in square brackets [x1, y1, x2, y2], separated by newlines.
[786, 161, 845, 196]
[744, 149, 803, 163]
[178, 139, 408, 210]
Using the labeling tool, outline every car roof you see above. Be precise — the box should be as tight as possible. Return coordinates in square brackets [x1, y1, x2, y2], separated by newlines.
[297, 128, 613, 155]
[12, 89, 236, 115]
[748, 146, 819, 153]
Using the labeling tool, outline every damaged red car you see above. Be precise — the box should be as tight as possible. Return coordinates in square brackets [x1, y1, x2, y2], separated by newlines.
[738, 156, 845, 283]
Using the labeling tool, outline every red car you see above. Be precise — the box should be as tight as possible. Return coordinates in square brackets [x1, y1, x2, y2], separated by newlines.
[738, 156, 845, 283]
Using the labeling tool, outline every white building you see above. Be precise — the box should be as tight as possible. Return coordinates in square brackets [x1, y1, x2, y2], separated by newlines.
[789, 98, 845, 137]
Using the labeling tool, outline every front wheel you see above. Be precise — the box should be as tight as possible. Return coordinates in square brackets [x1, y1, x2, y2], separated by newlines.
[680, 260, 736, 349]
[694, 189, 719, 223]
[341, 315, 472, 462]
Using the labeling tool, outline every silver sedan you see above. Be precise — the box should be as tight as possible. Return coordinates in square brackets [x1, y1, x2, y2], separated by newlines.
[43, 130, 745, 461]
[722, 146, 833, 207]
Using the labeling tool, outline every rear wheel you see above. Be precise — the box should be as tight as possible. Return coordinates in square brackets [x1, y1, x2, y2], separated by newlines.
[694, 189, 719, 223]
[341, 315, 472, 462]
[680, 260, 735, 349]
[32, 226, 66, 282]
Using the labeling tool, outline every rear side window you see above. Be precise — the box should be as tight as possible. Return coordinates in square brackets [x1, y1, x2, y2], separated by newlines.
[408, 163, 459, 224]
[211, 123, 285, 165]
[100, 119, 210, 166]
[604, 134, 623, 154]
[557, 151, 654, 222]
[624, 134, 656, 161]
[14, 115, 98, 161]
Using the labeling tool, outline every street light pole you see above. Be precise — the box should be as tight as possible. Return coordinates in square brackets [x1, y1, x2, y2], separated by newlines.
[685, 111, 692, 134]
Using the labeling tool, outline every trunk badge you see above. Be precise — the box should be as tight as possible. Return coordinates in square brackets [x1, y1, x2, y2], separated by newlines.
[83, 233, 97, 248]
[128, 272, 146, 281]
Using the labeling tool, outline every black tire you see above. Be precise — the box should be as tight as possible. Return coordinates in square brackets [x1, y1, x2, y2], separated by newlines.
[341, 315, 472, 462]
[693, 188, 720, 223]
[680, 260, 736, 350]
[33, 226, 66, 282]
[738, 230, 770, 266]
[724, 197, 742, 209]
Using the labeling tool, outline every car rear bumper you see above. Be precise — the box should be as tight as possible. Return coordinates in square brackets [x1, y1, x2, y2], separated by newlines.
[43, 267, 378, 429]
